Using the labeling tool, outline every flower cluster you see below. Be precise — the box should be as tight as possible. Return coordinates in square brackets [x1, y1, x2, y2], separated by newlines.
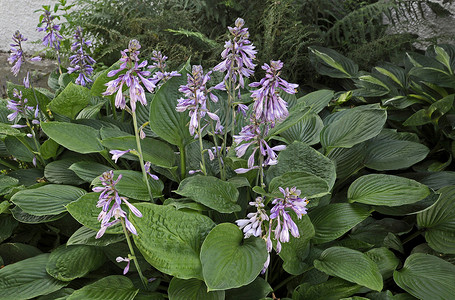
[109, 150, 159, 180]
[176, 65, 223, 136]
[102, 40, 155, 111]
[235, 197, 269, 238]
[213, 18, 256, 92]
[148, 50, 180, 87]
[93, 171, 142, 238]
[250, 60, 299, 126]
[68, 27, 96, 86]
[8, 31, 41, 83]
[7, 89, 40, 131]
[37, 9, 63, 51]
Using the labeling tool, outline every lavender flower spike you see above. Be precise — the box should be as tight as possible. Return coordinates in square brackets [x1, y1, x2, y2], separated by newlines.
[235, 197, 269, 238]
[37, 9, 63, 50]
[250, 60, 299, 126]
[8, 31, 41, 77]
[148, 50, 180, 87]
[68, 27, 96, 86]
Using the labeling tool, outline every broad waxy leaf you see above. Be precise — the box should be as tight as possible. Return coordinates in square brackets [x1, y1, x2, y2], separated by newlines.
[66, 275, 138, 300]
[176, 175, 241, 213]
[321, 105, 387, 150]
[200, 223, 267, 291]
[394, 253, 455, 300]
[365, 247, 400, 279]
[149, 61, 192, 148]
[328, 143, 366, 178]
[41, 122, 104, 153]
[309, 203, 371, 244]
[46, 245, 105, 281]
[67, 226, 125, 247]
[44, 158, 87, 185]
[48, 83, 91, 119]
[348, 174, 430, 206]
[296, 89, 334, 113]
[417, 185, 455, 254]
[69, 161, 112, 183]
[309, 46, 359, 78]
[0, 175, 19, 195]
[101, 135, 176, 169]
[314, 246, 383, 291]
[0, 215, 18, 243]
[0, 254, 67, 300]
[225, 277, 272, 300]
[11, 184, 86, 216]
[269, 171, 330, 199]
[293, 278, 361, 300]
[7, 82, 51, 108]
[278, 112, 323, 145]
[130, 203, 215, 279]
[168, 278, 224, 300]
[0, 123, 25, 137]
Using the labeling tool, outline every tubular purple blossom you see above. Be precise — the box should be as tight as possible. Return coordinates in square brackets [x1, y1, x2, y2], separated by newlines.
[235, 197, 269, 238]
[68, 27, 96, 86]
[37, 9, 63, 51]
[148, 50, 180, 87]
[8, 31, 41, 77]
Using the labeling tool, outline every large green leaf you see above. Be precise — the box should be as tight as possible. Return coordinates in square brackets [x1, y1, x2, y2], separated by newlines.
[393, 253, 455, 300]
[41, 122, 104, 153]
[7, 82, 51, 108]
[296, 90, 334, 114]
[200, 223, 267, 291]
[348, 174, 430, 206]
[0, 123, 25, 137]
[69, 161, 112, 183]
[10, 206, 66, 224]
[269, 171, 330, 199]
[149, 61, 192, 148]
[278, 214, 315, 275]
[66, 275, 138, 300]
[293, 278, 361, 300]
[328, 143, 366, 178]
[365, 247, 400, 280]
[175, 175, 241, 213]
[374, 191, 440, 216]
[314, 246, 383, 291]
[0, 215, 18, 243]
[48, 83, 91, 119]
[309, 46, 359, 78]
[92, 170, 164, 199]
[46, 245, 105, 281]
[130, 203, 215, 279]
[67, 226, 125, 247]
[11, 184, 86, 216]
[168, 278, 224, 300]
[267, 141, 336, 190]
[44, 158, 87, 185]
[66, 193, 123, 234]
[278, 112, 323, 145]
[0, 254, 67, 300]
[91, 62, 121, 97]
[309, 203, 371, 244]
[364, 139, 429, 171]
[225, 277, 272, 300]
[0, 175, 19, 195]
[101, 135, 176, 169]
[321, 105, 387, 150]
[417, 186, 455, 254]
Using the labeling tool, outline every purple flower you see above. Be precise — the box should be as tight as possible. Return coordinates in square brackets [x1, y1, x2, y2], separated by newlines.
[235, 197, 269, 238]
[102, 40, 156, 111]
[110, 149, 131, 163]
[213, 18, 256, 91]
[93, 171, 142, 238]
[8, 31, 41, 77]
[250, 60, 298, 126]
[144, 161, 159, 180]
[116, 257, 131, 274]
[68, 27, 96, 86]
[148, 50, 180, 87]
[176, 65, 223, 136]
[7, 89, 37, 125]
[37, 10, 63, 50]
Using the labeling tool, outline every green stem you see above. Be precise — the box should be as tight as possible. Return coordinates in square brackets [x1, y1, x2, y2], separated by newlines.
[210, 123, 225, 180]
[120, 218, 148, 288]
[197, 116, 207, 175]
[273, 275, 298, 292]
[179, 145, 186, 180]
[17, 136, 44, 168]
[25, 119, 45, 166]
[402, 229, 424, 245]
[132, 109, 154, 202]
[259, 153, 264, 187]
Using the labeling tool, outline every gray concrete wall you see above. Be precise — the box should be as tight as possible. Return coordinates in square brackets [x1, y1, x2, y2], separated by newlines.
[0, 0, 63, 53]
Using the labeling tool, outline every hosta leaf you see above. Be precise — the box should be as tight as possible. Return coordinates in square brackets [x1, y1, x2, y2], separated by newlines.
[225, 277, 272, 300]
[0, 254, 67, 300]
[66, 193, 123, 234]
[130, 203, 215, 279]
[393, 253, 455, 300]
[67, 226, 125, 247]
[0, 123, 25, 137]
[417, 186, 455, 254]
[278, 112, 323, 145]
[293, 278, 361, 300]
[309, 46, 359, 78]
[296, 89, 334, 113]
[69, 161, 112, 183]
[348, 174, 430, 206]
[321, 105, 387, 150]
[168, 278, 224, 300]
[365, 247, 400, 279]
[364, 140, 429, 171]
[92, 170, 163, 199]
[175, 175, 241, 213]
[44, 158, 87, 185]
[328, 143, 366, 178]
[269, 171, 330, 199]
[149, 60, 192, 148]
[267, 141, 336, 190]
[41, 122, 104, 153]
[7, 82, 50, 108]
[48, 83, 91, 119]
[0, 175, 19, 195]
[200, 223, 267, 291]
[66, 275, 138, 300]
[11, 184, 86, 216]
[309, 203, 371, 244]
[46, 245, 105, 281]
[10, 206, 66, 224]
[101, 136, 176, 169]
[374, 191, 440, 216]
[314, 246, 383, 291]
[0, 215, 18, 243]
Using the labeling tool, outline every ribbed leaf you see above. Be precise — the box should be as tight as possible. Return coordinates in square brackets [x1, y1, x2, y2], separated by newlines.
[314, 246, 383, 291]
[0, 175, 19, 195]
[321, 105, 386, 150]
[0, 254, 67, 300]
[348, 174, 430, 206]
[41, 122, 104, 154]
[48, 83, 91, 119]
[296, 90, 334, 113]
[67, 226, 125, 246]
[66, 275, 138, 300]
[293, 278, 361, 300]
[225, 277, 272, 300]
[69, 161, 112, 183]
[44, 159, 87, 185]
[417, 186, 455, 254]
[46, 245, 105, 281]
[374, 191, 439, 216]
[328, 143, 366, 178]
[200, 223, 267, 291]
[310, 203, 371, 244]
[278, 112, 323, 145]
[11, 184, 86, 216]
[393, 253, 455, 300]
[176, 175, 240, 213]
[168, 278, 224, 300]
[269, 172, 330, 199]
[130, 203, 215, 279]
[10, 206, 66, 224]
[365, 247, 400, 280]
